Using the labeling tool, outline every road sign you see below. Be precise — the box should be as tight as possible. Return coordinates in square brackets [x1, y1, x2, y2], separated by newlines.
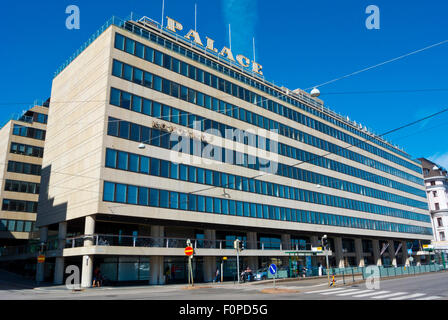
[185, 246, 194, 256]
[408, 249, 413, 255]
[269, 264, 277, 275]
[311, 247, 323, 252]
[37, 255, 45, 263]
[409, 256, 414, 262]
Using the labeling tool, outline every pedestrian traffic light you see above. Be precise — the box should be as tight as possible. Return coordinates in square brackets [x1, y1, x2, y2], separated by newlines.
[239, 241, 244, 251]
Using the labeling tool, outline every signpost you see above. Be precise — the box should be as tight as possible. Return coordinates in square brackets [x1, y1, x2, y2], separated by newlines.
[185, 240, 194, 287]
[269, 264, 277, 288]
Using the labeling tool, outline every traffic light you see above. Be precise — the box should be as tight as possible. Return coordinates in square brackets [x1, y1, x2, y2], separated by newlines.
[322, 235, 328, 249]
[234, 239, 244, 252]
[239, 240, 245, 251]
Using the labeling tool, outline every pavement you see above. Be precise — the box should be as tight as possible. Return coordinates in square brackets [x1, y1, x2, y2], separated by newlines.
[0, 269, 447, 300]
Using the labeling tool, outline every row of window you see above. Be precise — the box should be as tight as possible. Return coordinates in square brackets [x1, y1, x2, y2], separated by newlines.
[2, 199, 38, 213]
[31, 112, 48, 124]
[4, 180, 40, 195]
[116, 28, 415, 163]
[10, 142, 44, 158]
[7, 161, 42, 176]
[105, 120, 430, 223]
[105, 148, 428, 221]
[103, 181, 432, 236]
[12, 124, 46, 141]
[109, 86, 426, 199]
[111, 59, 423, 186]
[0, 219, 34, 233]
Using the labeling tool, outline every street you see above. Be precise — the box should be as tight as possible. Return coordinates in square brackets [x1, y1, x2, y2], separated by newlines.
[0, 270, 447, 300]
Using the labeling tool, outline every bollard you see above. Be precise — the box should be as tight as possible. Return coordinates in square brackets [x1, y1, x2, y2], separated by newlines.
[352, 268, 355, 282]
[342, 269, 345, 285]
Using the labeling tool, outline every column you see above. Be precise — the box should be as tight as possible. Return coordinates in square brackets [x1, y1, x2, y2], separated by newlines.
[150, 225, 165, 285]
[372, 239, 382, 266]
[355, 238, 365, 267]
[246, 232, 258, 271]
[54, 222, 67, 285]
[81, 215, 95, 288]
[36, 226, 48, 283]
[310, 236, 320, 268]
[402, 241, 410, 266]
[203, 230, 217, 282]
[150, 256, 164, 285]
[281, 234, 291, 266]
[334, 237, 345, 268]
[388, 240, 397, 267]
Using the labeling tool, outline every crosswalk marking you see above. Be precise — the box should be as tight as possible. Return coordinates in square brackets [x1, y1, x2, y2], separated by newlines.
[371, 292, 407, 299]
[320, 289, 359, 295]
[306, 287, 348, 294]
[389, 293, 426, 300]
[336, 289, 372, 296]
[416, 296, 441, 300]
[351, 290, 390, 298]
[333, 289, 363, 296]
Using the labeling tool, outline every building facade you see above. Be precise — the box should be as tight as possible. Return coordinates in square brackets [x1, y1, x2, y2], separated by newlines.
[0, 104, 48, 246]
[36, 16, 433, 287]
[419, 158, 448, 250]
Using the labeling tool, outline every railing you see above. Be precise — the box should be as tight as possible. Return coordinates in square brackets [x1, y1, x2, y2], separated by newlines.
[64, 234, 312, 252]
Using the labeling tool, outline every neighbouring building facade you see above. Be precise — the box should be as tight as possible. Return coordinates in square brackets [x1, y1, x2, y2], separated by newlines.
[419, 158, 448, 252]
[34, 15, 433, 287]
[0, 103, 48, 246]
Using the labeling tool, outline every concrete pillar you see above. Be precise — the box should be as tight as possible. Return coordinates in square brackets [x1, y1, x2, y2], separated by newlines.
[280, 234, 291, 266]
[372, 240, 382, 266]
[204, 229, 216, 248]
[81, 216, 95, 288]
[355, 238, 365, 267]
[388, 240, 397, 267]
[36, 226, 48, 283]
[246, 232, 258, 271]
[204, 256, 217, 282]
[281, 234, 291, 251]
[54, 222, 67, 285]
[150, 256, 164, 285]
[150, 226, 165, 285]
[402, 241, 410, 266]
[334, 237, 344, 268]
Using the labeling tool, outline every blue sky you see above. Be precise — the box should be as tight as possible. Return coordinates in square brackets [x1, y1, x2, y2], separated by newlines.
[1, 0, 447, 167]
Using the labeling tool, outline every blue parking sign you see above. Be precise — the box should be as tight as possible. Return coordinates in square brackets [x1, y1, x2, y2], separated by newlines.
[269, 264, 277, 275]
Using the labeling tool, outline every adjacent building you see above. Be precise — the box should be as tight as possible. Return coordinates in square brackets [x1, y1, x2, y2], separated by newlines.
[419, 158, 448, 252]
[34, 15, 433, 287]
[0, 103, 48, 246]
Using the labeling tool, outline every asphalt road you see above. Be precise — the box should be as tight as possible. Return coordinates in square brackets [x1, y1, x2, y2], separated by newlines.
[0, 270, 447, 300]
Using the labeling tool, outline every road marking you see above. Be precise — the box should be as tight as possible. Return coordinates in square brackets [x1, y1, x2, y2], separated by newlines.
[320, 288, 358, 295]
[306, 287, 348, 294]
[333, 289, 363, 296]
[389, 293, 426, 300]
[351, 290, 390, 298]
[416, 296, 441, 300]
[336, 289, 373, 296]
[371, 292, 407, 299]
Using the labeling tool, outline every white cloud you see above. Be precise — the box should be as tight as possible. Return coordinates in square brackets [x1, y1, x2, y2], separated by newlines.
[428, 151, 448, 170]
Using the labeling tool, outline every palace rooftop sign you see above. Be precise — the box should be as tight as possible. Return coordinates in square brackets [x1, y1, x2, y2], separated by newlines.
[165, 16, 263, 76]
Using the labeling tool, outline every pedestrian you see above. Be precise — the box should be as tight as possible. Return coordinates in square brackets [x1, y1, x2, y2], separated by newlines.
[318, 264, 323, 276]
[165, 267, 171, 284]
[92, 266, 102, 287]
[215, 267, 220, 283]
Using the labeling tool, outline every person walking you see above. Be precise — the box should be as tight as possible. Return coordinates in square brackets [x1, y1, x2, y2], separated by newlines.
[214, 268, 220, 283]
[92, 267, 102, 287]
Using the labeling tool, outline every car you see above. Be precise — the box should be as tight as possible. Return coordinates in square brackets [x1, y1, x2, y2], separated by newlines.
[254, 267, 268, 281]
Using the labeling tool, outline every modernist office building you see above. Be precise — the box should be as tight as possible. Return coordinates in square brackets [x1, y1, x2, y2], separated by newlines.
[0, 104, 48, 246]
[35, 15, 433, 286]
